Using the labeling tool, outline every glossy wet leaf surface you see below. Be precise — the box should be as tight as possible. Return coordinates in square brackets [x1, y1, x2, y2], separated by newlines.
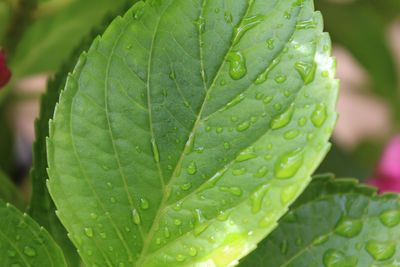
[239, 177, 400, 267]
[0, 200, 67, 267]
[47, 0, 338, 266]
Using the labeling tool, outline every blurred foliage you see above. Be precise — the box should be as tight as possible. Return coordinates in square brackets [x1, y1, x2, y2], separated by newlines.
[316, 0, 400, 180]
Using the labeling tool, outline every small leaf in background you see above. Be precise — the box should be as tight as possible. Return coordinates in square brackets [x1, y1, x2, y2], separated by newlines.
[0, 170, 25, 210]
[368, 136, 400, 193]
[0, 200, 67, 267]
[239, 176, 400, 266]
[0, 49, 11, 88]
[47, 0, 338, 266]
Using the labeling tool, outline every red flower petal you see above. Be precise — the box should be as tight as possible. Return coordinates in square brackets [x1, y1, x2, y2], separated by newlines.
[0, 49, 12, 88]
[376, 136, 400, 181]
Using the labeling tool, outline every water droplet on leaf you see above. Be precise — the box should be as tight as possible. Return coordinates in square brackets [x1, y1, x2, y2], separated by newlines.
[335, 217, 362, 238]
[274, 149, 303, 179]
[311, 103, 327, 127]
[270, 103, 295, 129]
[227, 51, 247, 80]
[366, 240, 396, 261]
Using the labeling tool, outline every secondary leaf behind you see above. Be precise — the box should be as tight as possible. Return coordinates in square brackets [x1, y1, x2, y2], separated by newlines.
[0, 200, 67, 267]
[239, 178, 400, 267]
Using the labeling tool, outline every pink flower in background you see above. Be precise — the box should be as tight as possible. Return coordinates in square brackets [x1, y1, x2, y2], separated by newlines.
[0, 49, 11, 88]
[367, 136, 400, 193]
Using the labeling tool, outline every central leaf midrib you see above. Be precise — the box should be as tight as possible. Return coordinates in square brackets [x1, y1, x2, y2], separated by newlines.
[137, 0, 309, 264]
[137, 0, 264, 263]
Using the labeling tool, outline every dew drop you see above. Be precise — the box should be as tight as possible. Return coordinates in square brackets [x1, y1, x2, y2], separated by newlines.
[174, 219, 182, 226]
[263, 96, 273, 104]
[236, 148, 257, 162]
[250, 184, 269, 213]
[180, 183, 192, 191]
[232, 167, 246, 176]
[217, 210, 229, 221]
[323, 249, 357, 267]
[193, 209, 209, 236]
[270, 103, 295, 130]
[274, 74, 287, 84]
[219, 186, 242, 196]
[253, 166, 268, 178]
[132, 208, 141, 225]
[322, 70, 329, 78]
[335, 217, 362, 238]
[187, 161, 197, 175]
[84, 227, 93, 237]
[274, 149, 303, 179]
[164, 227, 170, 238]
[266, 38, 275, 50]
[110, 197, 116, 203]
[151, 138, 160, 163]
[224, 142, 231, 150]
[140, 198, 149, 210]
[273, 103, 282, 111]
[23, 246, 36, 257]
[311, 103, 327, 127]
[227, 51, 247, 80]
[313, 235, 329, 246]
[236, 121, 250, 132]
[230, 116, 238, 122]
[294, 61, 317, 85]
[223, 93, 245, 111]
[90, 213, 98, 219]
[189, 247, 198, 257]
[233, 15, 264, 44]
[132, 1, 145, 20]
[379, 210, 400, 227]
[169, 70, 176, 80]
[255, 58, 280, 85]
[284, 129, 300, 140]
[365, 240, 396, 261]
[194, 16, 205, 33]
[176, 254, 186, 262]
[298, 117, 307, 126]
[281, 184, 299, 205]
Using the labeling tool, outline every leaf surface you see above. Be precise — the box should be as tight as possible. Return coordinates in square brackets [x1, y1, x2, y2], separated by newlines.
[0, 200, 67, 267]
[48, 0, 338, 266]
[239, 177, 400, 267]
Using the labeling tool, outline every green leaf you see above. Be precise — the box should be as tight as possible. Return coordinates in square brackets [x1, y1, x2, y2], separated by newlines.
[47, 0, 338, 266]
[8, 0, 135, 79]
[29, 7, 131, 266]
[0, 200, 68, 267]
[0, 2, 12, 43]
[239, 177, 400, 267]
[0, 169, 25, 210]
